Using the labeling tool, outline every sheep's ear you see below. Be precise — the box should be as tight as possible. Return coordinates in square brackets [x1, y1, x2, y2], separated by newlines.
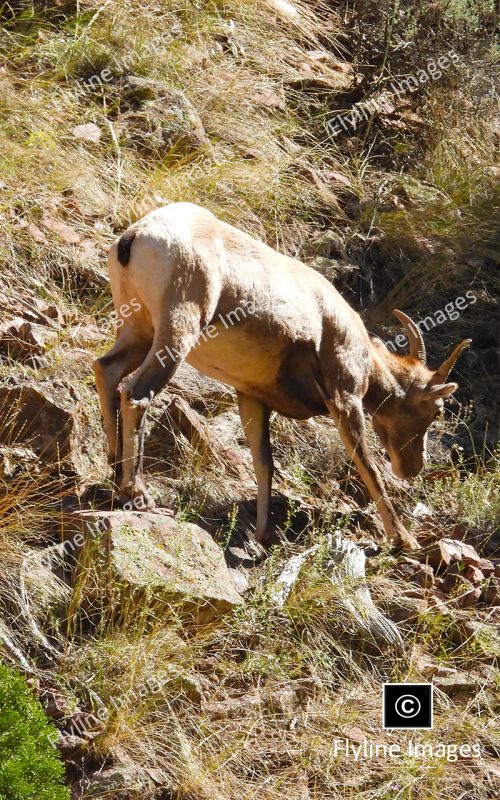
[427, 382, 458, 399]
[431, 339, 471, 383]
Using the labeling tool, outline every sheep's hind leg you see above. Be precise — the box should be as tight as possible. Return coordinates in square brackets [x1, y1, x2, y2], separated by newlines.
[92, 326, 151, 486]
[119, 306, 204, 511]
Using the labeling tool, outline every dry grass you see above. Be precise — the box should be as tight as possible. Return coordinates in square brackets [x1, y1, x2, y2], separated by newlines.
[0, 1, 498, 798]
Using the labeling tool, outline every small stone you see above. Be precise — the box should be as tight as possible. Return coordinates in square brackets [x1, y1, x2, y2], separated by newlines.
[71, 123, 102, 143]
[433, 671, 483, 698]
[403, 557, 435, 589]
[56, 733, 88, 760]
[41, 690, 72, 719]
[27, 222, 48, 243]
[427, 592, 449, 614]
[267, 0, 299, 19]
[413, 502, 433, 519]
[0, 317, 50, 362]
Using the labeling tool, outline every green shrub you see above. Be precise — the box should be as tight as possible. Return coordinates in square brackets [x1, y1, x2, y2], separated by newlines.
[0, 663, 69, 800]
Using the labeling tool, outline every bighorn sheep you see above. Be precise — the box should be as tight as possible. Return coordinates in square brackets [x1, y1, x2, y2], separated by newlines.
[93, 203, 470, 551]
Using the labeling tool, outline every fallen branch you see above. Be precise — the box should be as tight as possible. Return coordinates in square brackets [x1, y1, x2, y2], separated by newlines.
[271, 531, 404, 653]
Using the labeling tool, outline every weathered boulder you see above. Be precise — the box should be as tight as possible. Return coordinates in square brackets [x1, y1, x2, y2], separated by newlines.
[62, 511, 243, 622]
[168, 362, 234, 413]
[148, 393, 249, 480]
[0, 380, 105, 479]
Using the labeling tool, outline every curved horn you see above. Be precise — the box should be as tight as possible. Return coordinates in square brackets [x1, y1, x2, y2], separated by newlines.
[432, 339, 472, 383]
[392, 309, 426, 363]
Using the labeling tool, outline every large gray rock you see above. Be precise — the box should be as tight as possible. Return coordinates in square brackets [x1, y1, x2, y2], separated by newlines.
[63, 511, 243, 622]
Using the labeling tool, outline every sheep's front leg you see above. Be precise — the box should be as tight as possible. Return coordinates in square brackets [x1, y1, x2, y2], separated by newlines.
[325, 394, 419, 551]
[237, 393, 276, 545]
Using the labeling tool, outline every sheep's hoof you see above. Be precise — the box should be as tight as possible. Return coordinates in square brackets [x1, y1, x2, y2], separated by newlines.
[120, 482, 156, 512]
[397, 532, 420, 552]
[256, 525, 281, 548]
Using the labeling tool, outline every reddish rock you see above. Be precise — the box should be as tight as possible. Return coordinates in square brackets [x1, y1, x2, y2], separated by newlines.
[395, 557, 434, 595]
[423, 468, 459, 484]
[41, 216, 81, 244]
[450, 522, 492, 553]
[481, 577, 500, 607]
[74, 764, 158, 799]
[440, 565, 481, 607]
[424, 538, 481, 571]
[458, 581, 482, 608]
[416, 565, 435, 589]
[427, 592, 449, 614]
[340, 726, 386, 747]
[0, 317, 53, 362]
[40, 688, 74, 719]
[478, 558, 495, 577]
[463, 564, 486, 585]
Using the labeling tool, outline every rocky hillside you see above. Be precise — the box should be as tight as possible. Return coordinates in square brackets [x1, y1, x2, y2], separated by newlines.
[0, 2, 499, 799]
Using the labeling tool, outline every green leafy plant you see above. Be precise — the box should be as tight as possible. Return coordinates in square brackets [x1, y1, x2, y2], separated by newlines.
[0, 663, 69, 800]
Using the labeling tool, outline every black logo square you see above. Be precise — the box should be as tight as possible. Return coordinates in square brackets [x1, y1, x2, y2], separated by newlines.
[383, 683, 433, 729]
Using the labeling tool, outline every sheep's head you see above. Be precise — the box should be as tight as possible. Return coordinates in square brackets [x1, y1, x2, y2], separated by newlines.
[372, 310, 471, 480]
